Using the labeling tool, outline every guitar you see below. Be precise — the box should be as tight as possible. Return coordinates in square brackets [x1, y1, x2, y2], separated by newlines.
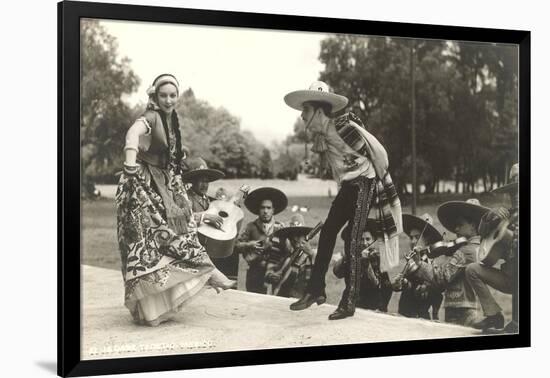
[269, 221, 323, 296]
[479, 219, 513, 267]
[197, 185, 250, 258]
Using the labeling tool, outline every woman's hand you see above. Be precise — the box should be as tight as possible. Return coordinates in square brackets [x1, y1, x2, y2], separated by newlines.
[203, 214, 223, 229]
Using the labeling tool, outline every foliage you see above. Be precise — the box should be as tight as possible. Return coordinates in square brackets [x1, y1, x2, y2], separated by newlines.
[308, 35, 518, 193]
[80, 19, 140, 196]
[81, 23, 274, 190]
[177, 89, 270, 178]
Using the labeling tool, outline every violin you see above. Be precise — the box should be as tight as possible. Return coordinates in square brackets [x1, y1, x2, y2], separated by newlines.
[406, 237, 468, 260]
[401, 237, 468, 279]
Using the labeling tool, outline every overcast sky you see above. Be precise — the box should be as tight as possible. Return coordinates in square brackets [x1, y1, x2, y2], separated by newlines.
[99, 19, 327, 144]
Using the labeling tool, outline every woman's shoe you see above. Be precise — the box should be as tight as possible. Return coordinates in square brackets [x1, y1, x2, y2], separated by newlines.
[208, 269, 237, 293]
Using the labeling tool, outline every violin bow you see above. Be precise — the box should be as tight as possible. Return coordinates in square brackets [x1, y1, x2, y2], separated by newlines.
[412, 216, 431, 251]
[402, 216, 431, 276]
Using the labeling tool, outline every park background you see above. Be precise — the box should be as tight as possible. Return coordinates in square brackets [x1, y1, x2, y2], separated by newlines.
[81, 19, 518, 198]
[6, 0, 547, 377]
[81, 18, 517, 320]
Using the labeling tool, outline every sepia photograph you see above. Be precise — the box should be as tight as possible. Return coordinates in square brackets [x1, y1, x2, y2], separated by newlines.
[57, 1, 529, 376]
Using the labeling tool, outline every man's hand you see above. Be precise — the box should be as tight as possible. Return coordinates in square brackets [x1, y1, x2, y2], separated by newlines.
[479, 207, 509, 238]
[262, 238, 273, 251]
[403, 258, 420, 277]
[203, 214, 224, 229]
[415, 283, 430, 301]
[491, 207, 510, 221]
[391, 273, 408, 291]
[265, 271, 282, 284]
[252, 240, 265, 252]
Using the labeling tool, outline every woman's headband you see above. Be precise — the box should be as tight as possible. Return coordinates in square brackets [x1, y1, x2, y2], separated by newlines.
[152, 74, 180, 95]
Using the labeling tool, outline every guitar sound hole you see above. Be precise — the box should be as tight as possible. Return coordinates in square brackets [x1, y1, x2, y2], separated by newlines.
[218, 211, 229, 218]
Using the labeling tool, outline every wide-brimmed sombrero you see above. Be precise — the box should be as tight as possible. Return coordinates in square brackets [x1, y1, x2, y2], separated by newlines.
[492, 163, 519, 194]
[437, 199, 490, 233]
[244, 187, 288, 215]
[340, 219, 382, 242]
[273, 214, 312, 239]
[180, 157, 224, 183]
[402, 213, 443, 244]
[284, 81, 348, 114]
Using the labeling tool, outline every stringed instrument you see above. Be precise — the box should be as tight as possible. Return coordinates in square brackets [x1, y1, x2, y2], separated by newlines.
[270, 221, 323, 296]
[402, 236, 469, 277]
[406, 237, 468, 260]
[197, 185, 250, 258]
[479, 219, 514, 267]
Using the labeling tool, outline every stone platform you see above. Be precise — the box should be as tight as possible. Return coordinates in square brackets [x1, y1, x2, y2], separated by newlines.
[81, 265, 478, 360]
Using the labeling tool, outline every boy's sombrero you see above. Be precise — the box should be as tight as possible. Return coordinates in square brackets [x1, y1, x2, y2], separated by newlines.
[402, 213, 443, 244]
[437, 199, 490, 233]
[180, 157, 224, 183]
[273, 214, 312, 239]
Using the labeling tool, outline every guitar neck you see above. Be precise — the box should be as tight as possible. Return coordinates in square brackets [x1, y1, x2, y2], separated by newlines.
[306, 221, 324, 241]
[229, 185, 250, 207]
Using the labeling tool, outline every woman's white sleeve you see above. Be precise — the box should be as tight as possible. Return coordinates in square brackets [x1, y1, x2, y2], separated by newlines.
[124, 120, 150, 151]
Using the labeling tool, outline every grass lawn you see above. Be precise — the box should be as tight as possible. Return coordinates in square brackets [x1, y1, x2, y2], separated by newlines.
[82, 193, 512, 322]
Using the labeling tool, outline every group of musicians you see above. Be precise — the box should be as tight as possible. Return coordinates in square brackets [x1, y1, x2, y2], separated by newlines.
[178, 80, 519, 334]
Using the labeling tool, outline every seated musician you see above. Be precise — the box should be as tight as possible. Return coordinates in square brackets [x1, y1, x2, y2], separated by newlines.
[465, 163, 519, 332]
[393, 213, 444, 320]
[333, 220, 393, 313]
[264, 214, 315, 299]
[235, 187, 288, 294]
[181, 157, 225, 228]
[404, 199, 489, 327]
[181, 157, 238, 280]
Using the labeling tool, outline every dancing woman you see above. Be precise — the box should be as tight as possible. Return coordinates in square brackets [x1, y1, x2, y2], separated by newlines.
[117, 74, 234, 326]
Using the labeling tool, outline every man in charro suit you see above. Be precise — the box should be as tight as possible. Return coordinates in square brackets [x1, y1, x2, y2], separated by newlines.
[405, 199, 489, 326]
[333, 220, 393, 312]
[393, 213, 444, 320]
[234, 187, 288, 294]
[283, 81, 402, 320]
[264, 214, 315, 299]
[181, 157, 239, 280]
[466, 163, 519, 333]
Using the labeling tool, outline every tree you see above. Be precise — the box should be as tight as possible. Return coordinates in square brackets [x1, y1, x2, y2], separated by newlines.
[312, 34, 518, 194]
[177, 89, 271, 178]
[81, 19, 140, 196]
[259, 148, 274, 179]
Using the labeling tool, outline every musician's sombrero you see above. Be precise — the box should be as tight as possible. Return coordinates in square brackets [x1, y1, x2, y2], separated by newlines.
[437, 199, 490, 233]
[284, 81, 348, 114]
[492, 163, 519, 194]
[180, 157, 224, 182]
[340, 219, 382, 242]
[273, 214, 312, 239]
[402, 213, 443, 244]
[244, 187, 288, 215]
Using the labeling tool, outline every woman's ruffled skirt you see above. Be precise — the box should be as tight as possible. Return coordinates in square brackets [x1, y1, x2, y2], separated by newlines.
[116, 169, 215, 326]
[124, 262, 212, 326]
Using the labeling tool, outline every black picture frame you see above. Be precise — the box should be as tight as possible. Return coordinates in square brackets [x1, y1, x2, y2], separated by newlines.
[58, 0, 531, 376]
